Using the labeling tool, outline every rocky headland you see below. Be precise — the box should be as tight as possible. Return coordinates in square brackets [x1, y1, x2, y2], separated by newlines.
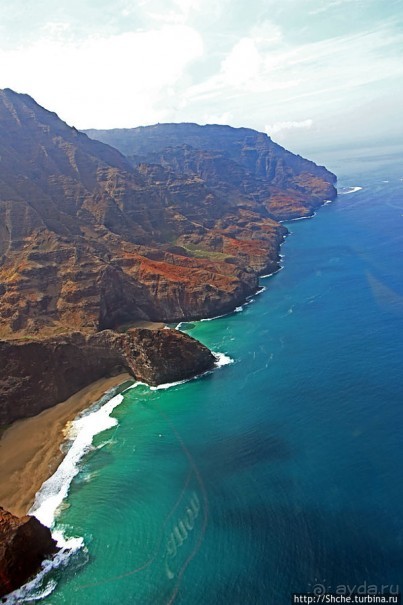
[0, 506, 58, 598]
[0, 328, 215, 425]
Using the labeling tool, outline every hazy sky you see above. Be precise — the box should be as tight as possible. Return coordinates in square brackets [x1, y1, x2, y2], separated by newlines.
[0, 0, 402, 155]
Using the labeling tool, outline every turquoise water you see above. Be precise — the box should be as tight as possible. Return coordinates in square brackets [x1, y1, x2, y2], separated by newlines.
[13, 148, 403, 604]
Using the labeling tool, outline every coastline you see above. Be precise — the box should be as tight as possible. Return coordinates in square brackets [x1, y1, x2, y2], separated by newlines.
[0, 373, 131, 518]
[0, 197, 335, 522]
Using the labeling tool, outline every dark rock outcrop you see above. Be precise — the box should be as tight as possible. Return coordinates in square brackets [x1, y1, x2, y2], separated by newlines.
[0, 328, 215, 425]
[0, 506, 58, 598]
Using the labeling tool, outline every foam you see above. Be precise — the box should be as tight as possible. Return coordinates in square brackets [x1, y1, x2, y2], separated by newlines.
[281, 212, 317, 223]
[3, 533, 84, 604]
[245, 286, 266, 304]
[29, 386, 139, 528]
[212, 352, 234, 367]
[125, 381, 147, 390]
[149, 378, 191, 390]
[200, 312, 229, 322]
[339, 186, 362, 195]
[260, 266, 284, 279]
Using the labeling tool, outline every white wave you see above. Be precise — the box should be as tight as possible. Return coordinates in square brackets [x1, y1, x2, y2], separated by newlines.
[260, 266, 284, 279]
[283, 212, 317, 223]
[243, 286, 267, 305]
[212, 351, 234, 367]
[125, 381, 146, 391]
[233, 297, 255, 312]
[29, 385, 138, 528]
[200, 312, 229, 322]
[149, 378, 190, 390]
[324, 199, 333, 205]
[339, 186, 362, 195]
[3, 533, 84, 604]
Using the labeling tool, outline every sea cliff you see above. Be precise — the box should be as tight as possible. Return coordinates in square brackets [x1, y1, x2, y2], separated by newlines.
[0, 89, 336, 342]
[0, 328, 215, 425]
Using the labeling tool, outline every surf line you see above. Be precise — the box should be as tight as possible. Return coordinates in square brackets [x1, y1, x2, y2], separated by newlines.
[73, 399, 210, 605]
[338, 186, 363, 195]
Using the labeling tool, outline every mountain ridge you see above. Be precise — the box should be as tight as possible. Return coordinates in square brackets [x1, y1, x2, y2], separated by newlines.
[84, 121, 336, 221]
[0, 89, 335, 338]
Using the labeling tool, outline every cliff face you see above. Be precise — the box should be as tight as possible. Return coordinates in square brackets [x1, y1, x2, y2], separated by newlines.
[0, 506, 58, 598]
[0, 328, 215, 424]
[0, 91, 257, 336]
[0, 90, 336, 338]
[85, 123, 337, 221]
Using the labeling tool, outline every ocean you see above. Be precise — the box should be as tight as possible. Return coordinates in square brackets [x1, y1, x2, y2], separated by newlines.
[8, 145, 403, 604]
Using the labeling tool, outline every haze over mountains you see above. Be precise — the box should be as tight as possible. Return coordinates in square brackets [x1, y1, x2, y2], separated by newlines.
[0, 88, 336, 339]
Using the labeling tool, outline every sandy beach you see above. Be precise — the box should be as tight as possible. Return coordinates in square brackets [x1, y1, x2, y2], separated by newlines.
[119, 320, 166, 331]
[0, 373, 131, 517]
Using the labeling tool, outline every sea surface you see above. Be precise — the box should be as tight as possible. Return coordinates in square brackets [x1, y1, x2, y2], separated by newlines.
[9, 145, 403, 604]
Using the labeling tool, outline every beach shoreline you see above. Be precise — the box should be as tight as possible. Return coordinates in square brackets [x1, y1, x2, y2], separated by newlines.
[0, 373, 131, 518]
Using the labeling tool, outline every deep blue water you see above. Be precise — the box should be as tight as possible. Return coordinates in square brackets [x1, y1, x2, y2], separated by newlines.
[14, 147, 403, 604]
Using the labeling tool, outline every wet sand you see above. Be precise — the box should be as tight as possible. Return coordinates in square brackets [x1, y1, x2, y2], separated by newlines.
[0, 373, 131, 517]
